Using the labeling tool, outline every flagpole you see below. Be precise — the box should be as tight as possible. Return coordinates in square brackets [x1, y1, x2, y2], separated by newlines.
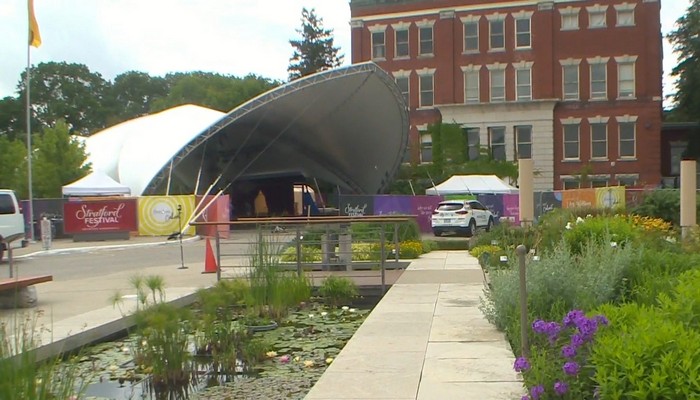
[26, 15, 34, 242]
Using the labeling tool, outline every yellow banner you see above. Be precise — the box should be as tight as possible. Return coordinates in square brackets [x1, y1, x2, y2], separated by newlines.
[28, 0, 41, 47]
[595, 187, 625, 209]
[138, 195, 196, 236]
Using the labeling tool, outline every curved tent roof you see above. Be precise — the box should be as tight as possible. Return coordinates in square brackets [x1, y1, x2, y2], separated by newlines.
[62, 170, 131, 196]
[84, 62, 408, 196]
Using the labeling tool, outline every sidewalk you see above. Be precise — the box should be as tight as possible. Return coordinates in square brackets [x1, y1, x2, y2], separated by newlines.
[305, 251, 523, 400]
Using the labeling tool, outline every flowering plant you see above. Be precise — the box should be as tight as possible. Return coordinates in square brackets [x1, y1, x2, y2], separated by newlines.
[515, 310, 608, 399]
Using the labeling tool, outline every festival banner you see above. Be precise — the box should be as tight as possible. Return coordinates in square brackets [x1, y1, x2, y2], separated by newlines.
[339, 195, 375, 217]
[477, 194, 504, 222]
[374, 195, 413, 215]
[137, 195, 196, 236]
[63, 198, 138, 234]
[561, 188, 596, 209]
[595, 187, 626, 209]
[535, 191, 562, 220]
[501, 194, 520, 225]
[411, 196, 445, 232]
[195, 194, 231, 239]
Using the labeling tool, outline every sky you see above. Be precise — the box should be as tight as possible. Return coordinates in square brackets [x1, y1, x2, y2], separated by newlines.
[0, 0, 691, 108]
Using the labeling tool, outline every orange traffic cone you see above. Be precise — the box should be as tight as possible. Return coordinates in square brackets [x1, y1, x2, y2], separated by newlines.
[203, 237, 218, 274]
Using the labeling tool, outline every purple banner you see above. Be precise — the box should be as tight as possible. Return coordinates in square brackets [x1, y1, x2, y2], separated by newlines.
[502, 194, 520, 225]
[477, 194, 504, 222]
[374, 195, 413, 215]
[411, 196, 445, 232]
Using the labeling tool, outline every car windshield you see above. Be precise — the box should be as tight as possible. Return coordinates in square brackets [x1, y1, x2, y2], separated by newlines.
[436, 203, 466, 211]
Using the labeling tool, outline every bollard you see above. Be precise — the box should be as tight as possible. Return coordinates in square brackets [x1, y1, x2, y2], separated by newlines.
[40, 217, 52, 250]
[380, 224, 386, 295]
[516, 244, 529, 357]
[215, 231, 221, 281]
[295, 226, 303, 277]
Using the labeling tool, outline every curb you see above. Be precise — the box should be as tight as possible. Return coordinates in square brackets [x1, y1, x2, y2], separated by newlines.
[14, 235, 202, 259]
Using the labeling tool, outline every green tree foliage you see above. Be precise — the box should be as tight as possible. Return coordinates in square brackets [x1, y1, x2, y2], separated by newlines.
[106, 71, 168, 125]
[0, 97, 23, 140]
[668, 0, 700, 121]
[30, 120, 91, 198]
[151, 72, 279, 112]
[17, 62, 109, 135]
[0, 135, 26, 190]
[288, 8, 344, 81]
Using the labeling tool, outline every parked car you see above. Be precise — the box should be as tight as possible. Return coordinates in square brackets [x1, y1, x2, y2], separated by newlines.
[0, 189, 28, 261]
[431, 199, 494, 237]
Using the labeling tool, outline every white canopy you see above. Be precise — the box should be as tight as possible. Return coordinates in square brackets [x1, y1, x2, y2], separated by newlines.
[425, 175, 519, 195]
[62, 170, 131, 196]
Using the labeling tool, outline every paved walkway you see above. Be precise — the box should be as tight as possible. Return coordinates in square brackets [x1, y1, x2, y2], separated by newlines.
[305, 251, 522, 400]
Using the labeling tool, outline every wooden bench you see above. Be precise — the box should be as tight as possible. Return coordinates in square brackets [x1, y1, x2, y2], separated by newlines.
[0, 275, 53, 308]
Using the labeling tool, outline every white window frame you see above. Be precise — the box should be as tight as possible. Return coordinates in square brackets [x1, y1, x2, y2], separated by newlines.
[560, 7, 580, 31]
[465, 127, 480, 160]
[615, 55, 637, 99]
[589, 116, 610, 160]
[588, 57, 609, 100]
[616, 115, 638, 159]
[615, 3, 636, 27]
[587, 5, 608, 29]
[420, 132, 432, 163]
[461, 15, 480, 53]
[560, 58, 581, 100]
[487, 63, 506, 102]
[515, 125, 532, 159]
[461, 65, 481, 103]
[392, 22, 410, 59]
[487, 13, 506, 51]
[488, 126, 507, 161]
[417, 20, 435, 56]
[561, 118, 581, 160]
[393, 70, 411, 107]
[417, 68, 436, 107]
[369, 25, 387, 60]
[515, 61, 533, 101]
[513, 11, 533, 49]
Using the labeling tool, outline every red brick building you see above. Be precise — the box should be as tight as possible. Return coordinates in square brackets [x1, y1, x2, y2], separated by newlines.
[349, 0, 663, 191]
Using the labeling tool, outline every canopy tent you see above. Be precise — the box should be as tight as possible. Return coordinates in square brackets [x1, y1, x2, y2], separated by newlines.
[62, 170, 131, 196]
[425, 175, 519, 196]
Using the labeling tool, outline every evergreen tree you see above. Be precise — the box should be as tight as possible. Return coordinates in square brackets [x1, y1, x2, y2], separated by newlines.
[668, 0, 700, 121]
[288, 8, 344, 81]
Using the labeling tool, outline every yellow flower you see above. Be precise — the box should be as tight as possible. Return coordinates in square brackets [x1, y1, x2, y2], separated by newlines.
[294, 356, 301, 362]
[266, 351, 278, 358]
[304, 360, 314, 368]
[325, 357, 334, 364]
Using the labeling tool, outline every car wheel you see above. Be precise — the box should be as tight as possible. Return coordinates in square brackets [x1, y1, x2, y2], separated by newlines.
[467, 219, 477, 237]
[433, 230, 442, 237]
[486, 218, 493, 232]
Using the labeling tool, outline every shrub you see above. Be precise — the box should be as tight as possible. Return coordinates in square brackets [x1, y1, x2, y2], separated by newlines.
[319, 276, 358, 307]
[562, 215, 640, 255]
[280, 245, 322, 262]
[620, 249, 700, 305]
[397, 240, 423, 258]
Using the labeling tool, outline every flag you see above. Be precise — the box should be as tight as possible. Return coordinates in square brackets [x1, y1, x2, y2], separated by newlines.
[28, 0, 41, 47]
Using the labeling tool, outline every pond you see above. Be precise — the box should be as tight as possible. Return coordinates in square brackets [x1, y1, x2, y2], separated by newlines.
[71, 302, 372, 400]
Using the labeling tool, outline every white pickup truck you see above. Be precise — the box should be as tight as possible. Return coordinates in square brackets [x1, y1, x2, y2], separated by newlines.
[0, 189, 28, 261]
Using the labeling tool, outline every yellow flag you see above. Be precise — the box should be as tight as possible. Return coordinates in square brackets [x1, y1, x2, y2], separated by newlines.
[28, 0, 41, 47]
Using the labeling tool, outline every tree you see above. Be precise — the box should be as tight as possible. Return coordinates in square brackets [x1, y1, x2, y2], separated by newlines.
[30, 120, 91, 198]
[0, 96, 23, 140]
[288, 8, 344, 81]
[106, 71, 168, 125]
[668, 0, 700, 121]
[0, 135, 26, 190]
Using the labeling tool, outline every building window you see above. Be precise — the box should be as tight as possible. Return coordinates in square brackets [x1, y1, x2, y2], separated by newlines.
[419, 26, 433, 55]
[563, 123, 580, 160]
[489, 126, 506, 161]
[489, 20, 505, 50]
[563, 64, 579, 100]
[617, 60, 635, 98]
[617, 175, 637, 187]
[515, 126, 532, 159]
[465, 127, 480, 160]
[395, 76, 410, 106]
[419, 74, 434, 107]
[420, 133, 432, 163]
[615, 3, 635, 27]
[670, 141, 687, 175]
[516, 67, 532, 101]
[619, 121, 636, 158]
[587, 5, 608, 29]
[515, 17, 531, 48]
[563, 180, 580, 190]
[590, 61, 607, 100]
[591, 177, 609, 188]
[463, 20, 479, 52]
[463, 67, 480, 103]
[395, 29, 409, 58]
[591, 122, 608, 159]
[489, 69, 505, 102]
[560, 7, 580, 30]
[371, 31, 385, 59]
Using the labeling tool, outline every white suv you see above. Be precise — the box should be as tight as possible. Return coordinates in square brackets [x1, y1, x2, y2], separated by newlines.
[0, 190, 28, 261]
[431, 200, 494, 237]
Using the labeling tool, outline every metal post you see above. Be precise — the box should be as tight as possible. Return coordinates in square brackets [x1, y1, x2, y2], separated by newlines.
[295, 226, 302, 277]
[177, 205, 187, 269]
[8, 246, 14, 279]
[215, 229, 221, 281]
[380, 224, 386, 294]
[516, 244, 529, 357]
[393, 223, 399, 264]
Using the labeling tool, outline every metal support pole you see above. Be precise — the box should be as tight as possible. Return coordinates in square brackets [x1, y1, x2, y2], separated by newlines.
[516, 244, 529, 357]
[215, 230, 221, 281]
[8, 246, 14, 279]
[380, 224, 386, 295]
[177, 205, 187, 269]
[295, 226, 302, 277]
[393, 223, 399, 264]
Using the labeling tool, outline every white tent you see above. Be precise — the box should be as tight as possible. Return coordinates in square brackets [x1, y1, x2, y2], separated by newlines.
[425, 175, 519, 195]
[62, 170, 131, 196]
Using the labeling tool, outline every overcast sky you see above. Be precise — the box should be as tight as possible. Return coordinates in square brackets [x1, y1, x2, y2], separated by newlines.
[0, 0, 690, 107]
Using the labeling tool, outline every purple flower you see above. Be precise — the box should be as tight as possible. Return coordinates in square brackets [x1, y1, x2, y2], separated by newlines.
[532, 319, 547, 334]
[563, 310, 585, 327]
[514, 356, 531, 372]
[563, 361, 580, 375]
[571, 333, 585, 348]
[546, 321, 562, 337]
[530, 385, 545, 400]
[554, 380, 569, 395]
[521, 396, 530, 400]
[595, 315, 609, 326]
[561, 344, 577, 359]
